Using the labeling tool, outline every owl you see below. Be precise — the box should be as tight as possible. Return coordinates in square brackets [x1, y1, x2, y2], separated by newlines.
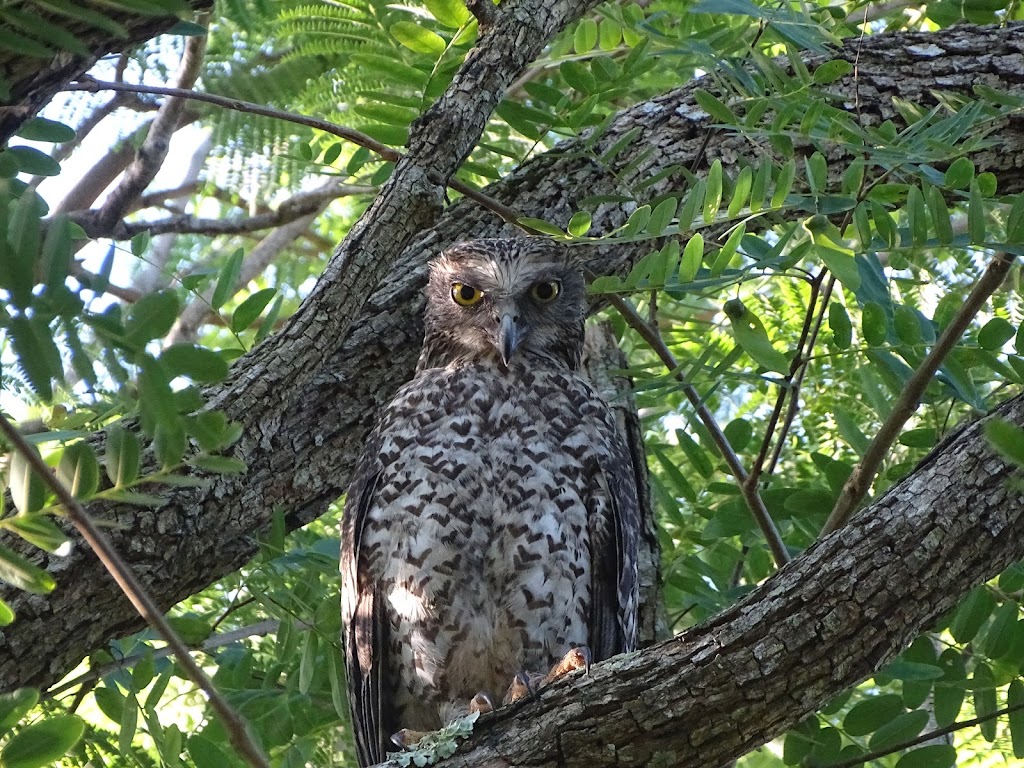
[340, 239, 640, 766]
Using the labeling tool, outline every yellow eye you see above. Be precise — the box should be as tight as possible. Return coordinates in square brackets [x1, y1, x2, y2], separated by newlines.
[530, 280, 561, 303]
[451, 283, 484, 307]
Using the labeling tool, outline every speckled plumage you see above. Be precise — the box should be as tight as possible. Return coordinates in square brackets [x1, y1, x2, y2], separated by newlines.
[341, 239, 640, 766]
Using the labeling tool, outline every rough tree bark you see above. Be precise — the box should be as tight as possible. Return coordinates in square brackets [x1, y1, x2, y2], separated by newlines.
[0, 1, 212, 145]
[1, 18, 1024, 766]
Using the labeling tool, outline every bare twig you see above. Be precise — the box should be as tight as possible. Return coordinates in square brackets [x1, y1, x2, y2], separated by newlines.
[89, 27, 208, 234]
[822, 252, 1016, 536]
[748, 270, 827, 485]
[62, 78, 525, 230]
[119, 182, 377, 239]
[603, 291, 791, 568]
[763, 274, 836, 479]
[0, 415, 270, 768]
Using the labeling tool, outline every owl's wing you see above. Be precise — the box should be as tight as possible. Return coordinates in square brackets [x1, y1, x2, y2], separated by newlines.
[589, 436, 641, 660]
[341, 467, 390, 767]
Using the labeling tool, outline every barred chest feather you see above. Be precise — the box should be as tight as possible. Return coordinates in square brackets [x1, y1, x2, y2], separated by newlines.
[358, 360, 620, 730]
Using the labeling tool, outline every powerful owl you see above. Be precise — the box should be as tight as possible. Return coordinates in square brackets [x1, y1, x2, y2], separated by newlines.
[341, 239, 640, 765]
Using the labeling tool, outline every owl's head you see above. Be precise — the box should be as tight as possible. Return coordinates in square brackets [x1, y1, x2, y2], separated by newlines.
[420, 239, 586, 371]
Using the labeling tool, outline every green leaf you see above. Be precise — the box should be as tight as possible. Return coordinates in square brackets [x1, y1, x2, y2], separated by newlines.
[812, 59, 852, 84]
[560, 60, 596, 94]
[6, 145, 59, 176]
[950, 586, 996, 643]
[104, 426, 140, 487]
[771, 159, 796, 209]
[944, 157, 975, 189]
[57, 442, 99, 499]
[894, 744, 956, 768]
[829, 302, 852, 349]
[986, 419, 1024, 467]
[679, 234, 703, 282]
[973, 661, 998, 741]
[0, 545, 55, 594]
[211, 247, 244, 310]
[130, 229, 150, 257]
[934, 649, 966, 727]
[723, 418, 752, 451]
[814, 245, 860, 290]
[517, 217, 566, 237]
[704, 159, 723, 223]
[5, 515, 69, 554]
[861, 302, 887, 346]
[724, 298, 789, 374]
[693, 89, 737, 125]
[981, 600, 1018, 659]
[8, 446, 47, 514]
[0, 598, 15, 625]
[160, 344, 229, 383]
[387, 20, 446, 54]
[650, 446, 696, 503]
[648, 197, 678, 237]
[0, 715, 85, 768]
[0, 688, 39, 731]
[119, 695, 138, 755]
[574, 18, 597, 53]
[866, 708, 929, 750]
[893, 305, 922, 346]
[103, 489, 167, 507]
[125, 290, 180, 347]
[166, 615, 212, 645]
[16, 117, 75, 143]
[187, 455, 248, 475]
[567, 211, 592, 238]
[1008, 679, 1024, 758]
[979, 317, 1016, 350]
[299, 630, 318, 694]
[423, 0, 470, 27]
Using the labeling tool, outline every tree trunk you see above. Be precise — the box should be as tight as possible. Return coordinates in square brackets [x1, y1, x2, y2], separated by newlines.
[1, 25, 1023, 766]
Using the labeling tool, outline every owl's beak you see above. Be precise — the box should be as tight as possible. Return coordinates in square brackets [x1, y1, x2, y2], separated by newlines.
[497, 311, 524, 366]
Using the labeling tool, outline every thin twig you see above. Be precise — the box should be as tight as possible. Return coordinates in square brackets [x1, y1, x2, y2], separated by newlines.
[763, 274, 835, 478]
[821, 252, 1016, 536]
[748, 270, 826, 485]
[62, 78, 524, 230]
[602, 291, 791, 567]
[0, 415, 270, 768]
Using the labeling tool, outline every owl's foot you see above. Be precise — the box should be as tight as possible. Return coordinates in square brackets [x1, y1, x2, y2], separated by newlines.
[469, 691, 495, 715]
[545, 645, 591, 683]
[502, 671, 540, 705]
[391, 729, 427, 749]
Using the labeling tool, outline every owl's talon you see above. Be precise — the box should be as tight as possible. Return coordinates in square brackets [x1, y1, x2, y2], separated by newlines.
[391, 729, 428, 750]
[545, 645, 592, 684]
[502, 671, 538, 705]
[469, 691, 494, 714]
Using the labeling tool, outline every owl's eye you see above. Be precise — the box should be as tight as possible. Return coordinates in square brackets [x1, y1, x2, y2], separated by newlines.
[530, 280, 561, 303]
[451, 283, 484, 307]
